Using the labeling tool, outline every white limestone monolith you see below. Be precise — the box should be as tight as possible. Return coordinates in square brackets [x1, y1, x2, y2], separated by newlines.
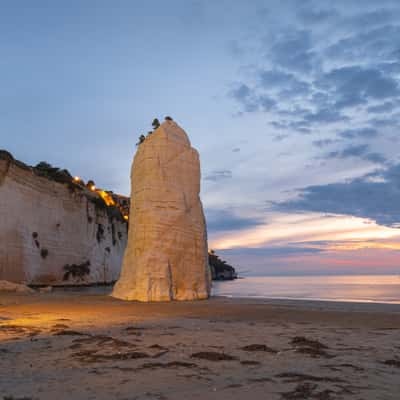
[112, 120, 211, 301]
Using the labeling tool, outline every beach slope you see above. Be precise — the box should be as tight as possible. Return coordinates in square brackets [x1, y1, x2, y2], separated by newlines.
[1, 292, 400, 399]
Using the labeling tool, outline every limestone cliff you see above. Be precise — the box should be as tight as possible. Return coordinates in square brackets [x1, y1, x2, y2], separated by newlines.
[112, 120, 211, 301]
[0, 151, 128, 286]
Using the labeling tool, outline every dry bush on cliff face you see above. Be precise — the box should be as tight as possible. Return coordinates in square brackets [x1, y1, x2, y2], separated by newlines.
[63, 261, 91, 281]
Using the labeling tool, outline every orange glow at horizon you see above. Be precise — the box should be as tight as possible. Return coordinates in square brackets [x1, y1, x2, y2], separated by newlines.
[210, 212, 400, 252]
[326, 241, 400, 251]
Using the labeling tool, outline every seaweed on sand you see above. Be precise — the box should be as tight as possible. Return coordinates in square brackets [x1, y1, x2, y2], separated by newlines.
[290, 336, 333, 358]
[191, 351, 237, 361]
[280, 383, 335, 400]
[241, 344, 277, 353]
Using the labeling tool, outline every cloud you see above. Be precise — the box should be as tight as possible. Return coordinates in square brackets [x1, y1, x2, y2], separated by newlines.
[369, 115, 400, 128]
[205, 208, 264, 232]
[338, 127, 378, 139]
[258, 95, 276, 111]
[367, 101, 396, 114]
[325, 144, 387, 164]
[363, 152, 388, 164]
[229, 4, 400, 146]
[319, 66, 400, 109]
[230, 84, 258, 112]
[204, 169, 232, 182]
[298, 7, 339, 24]
[268, 30, 317, 73]
[273, 134, 289, 142]
[230, 83, 276, 113]
[325, 24, 400, 61]
[274, 162, 400, 227]
[379, 62, 400, 74]
[259, 69, 311, 97]
[220, 246, 323, 257]
[302, 108, 347, 124]
[312, 139, 338, 148]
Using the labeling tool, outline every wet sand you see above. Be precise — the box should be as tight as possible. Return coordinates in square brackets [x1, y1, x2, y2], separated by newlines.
[1, 291, 400, 399]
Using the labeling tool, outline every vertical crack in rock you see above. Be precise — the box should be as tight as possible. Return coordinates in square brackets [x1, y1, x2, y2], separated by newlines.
[167, 259, 174, 300]
[112, 120, 211, 301]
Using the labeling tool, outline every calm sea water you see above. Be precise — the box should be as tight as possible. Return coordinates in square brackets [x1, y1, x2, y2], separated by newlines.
[211, 275, 400, 304]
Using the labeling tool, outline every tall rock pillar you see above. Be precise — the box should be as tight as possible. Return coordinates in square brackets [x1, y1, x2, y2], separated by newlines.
[112, 120, 211, 301]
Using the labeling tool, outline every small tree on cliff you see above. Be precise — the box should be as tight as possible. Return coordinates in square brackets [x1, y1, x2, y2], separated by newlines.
[33, 162, 72, 184]
[136, 134, 146, 146]
[152, 118, 160, 130]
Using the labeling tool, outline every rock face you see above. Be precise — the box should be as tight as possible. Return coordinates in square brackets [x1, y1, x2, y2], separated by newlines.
[0, 151, 128, 286]
[0, 280, 35, 293]
[112, 120, 211, 301]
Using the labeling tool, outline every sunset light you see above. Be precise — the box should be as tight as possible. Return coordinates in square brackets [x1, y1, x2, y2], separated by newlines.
[1, 2, 400, 398]
[211, 213, 400, 251]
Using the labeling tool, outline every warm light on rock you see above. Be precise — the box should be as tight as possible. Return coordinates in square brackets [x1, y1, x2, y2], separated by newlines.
[112, 120, 211, 301]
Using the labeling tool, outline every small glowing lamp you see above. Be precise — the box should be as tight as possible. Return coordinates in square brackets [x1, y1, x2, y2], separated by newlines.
[73, 176, 80, 182]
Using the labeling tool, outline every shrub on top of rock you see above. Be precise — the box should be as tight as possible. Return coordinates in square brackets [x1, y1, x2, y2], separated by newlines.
[152, 118, 160, 130]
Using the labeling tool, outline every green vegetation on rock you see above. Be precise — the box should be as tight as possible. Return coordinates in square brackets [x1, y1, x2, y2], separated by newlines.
[208, 250, 237, 280]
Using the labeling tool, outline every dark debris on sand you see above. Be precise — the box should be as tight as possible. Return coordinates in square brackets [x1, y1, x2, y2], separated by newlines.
[241, 344, 277, 353]
[3, 397, 37, 400]
[51, 324, 70, 329]
[322, 363, 365, 372]
[137, 361, 198, 370]
[53, 330, 88, 336]
[0, 325, 41, 337]
[382, 359, 400, 368]
[148, 344, 168, 350]
[191, 351, 237, 361]
[72, 334, 135, 348]
[247, 377, 274, 383]
[290, 336, 334, 358]
[276, 372, 346, 384]
[291, 337, 328, 348]
[124, 326, 148, 336]
[73, 349, 150, 363]
[240, 360, 261, 366]
[281, 382, 335, 400]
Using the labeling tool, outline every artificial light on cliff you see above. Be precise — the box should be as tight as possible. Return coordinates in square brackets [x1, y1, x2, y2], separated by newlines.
[97, 190, 116, 207]
[70, 176, 129, 221]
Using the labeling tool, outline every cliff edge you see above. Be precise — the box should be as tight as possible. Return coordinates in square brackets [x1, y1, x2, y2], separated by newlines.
[0, 151, 128, 286]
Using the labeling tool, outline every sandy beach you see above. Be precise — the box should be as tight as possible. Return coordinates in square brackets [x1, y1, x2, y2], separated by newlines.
[1, 291, 400, 400]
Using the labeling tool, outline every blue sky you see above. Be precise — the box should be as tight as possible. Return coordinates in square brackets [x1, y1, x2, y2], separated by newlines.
[2, 1, 400, 275]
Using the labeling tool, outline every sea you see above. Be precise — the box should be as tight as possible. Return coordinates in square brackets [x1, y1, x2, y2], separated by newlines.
[211, 275, 400, 304]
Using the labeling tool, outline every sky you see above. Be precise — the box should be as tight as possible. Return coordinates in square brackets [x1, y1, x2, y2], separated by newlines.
[1, 0, 400, 276]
